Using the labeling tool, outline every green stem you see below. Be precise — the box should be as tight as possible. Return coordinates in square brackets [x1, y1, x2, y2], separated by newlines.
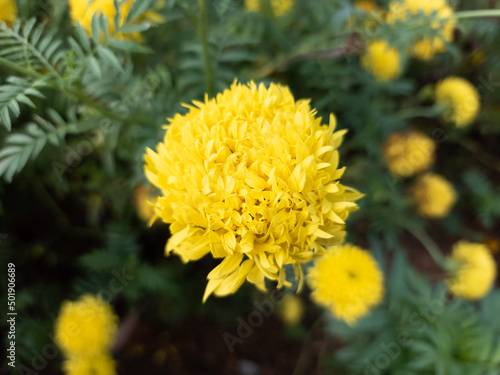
[197, 0, 215, 97]
[292, 315, 323, 375]
[0, 56, 43, 79]
[398, 105, 445, 120]
[454, 137, 500, 174]
[397, 218, 446, 268]
[454, 10, 500, 19]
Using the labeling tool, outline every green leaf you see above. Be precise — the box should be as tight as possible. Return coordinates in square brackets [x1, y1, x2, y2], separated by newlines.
[125, 0, 153, 25]
[109, 39, 152, 53]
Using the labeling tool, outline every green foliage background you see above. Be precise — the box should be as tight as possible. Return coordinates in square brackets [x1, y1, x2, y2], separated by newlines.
[1, 0, 499, 374]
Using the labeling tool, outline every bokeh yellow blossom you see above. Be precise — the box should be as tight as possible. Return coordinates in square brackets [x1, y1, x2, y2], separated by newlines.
[55, 294, 118, 356]
[63, 353, 116, 375]
[307, 244, 384, 324]
[435, 77, 480, 127]
[354, 0, 377, 13]
[134, 184, 157, 223]
[244, 0, 295, 17]
[361, 40, 402, 81]
[0, 0, 18, 27]
[279, 294, 304, 325]
[145, 80, 362, 301]
[387, 0, 455, 61]
[410, 173, 456, 218]
[447, 241, 497, 300]
[68, 0, 163, 40]
[382, 131, 435, 177]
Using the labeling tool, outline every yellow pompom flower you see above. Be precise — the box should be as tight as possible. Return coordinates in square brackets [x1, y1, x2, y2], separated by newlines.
[63, 353, 116, 375]
[387, 0, 455, 61]
[279, 294, 304, 325]
[145, 81, 362, 301]
[0, 0, 18, 27]
[244, 0, 295, 17]
[68, 0, 163, 40]
[435, 77, 480, 127]
[382, 131, 435, 177]
[446, 241, 497, 300]
[307, 244, 384, 324]
[410, 173, 456, 218]
[361, 40, 402, 81]
[55, 294, 118, 356]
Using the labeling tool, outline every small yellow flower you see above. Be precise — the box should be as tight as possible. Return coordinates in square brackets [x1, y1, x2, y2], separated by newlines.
[447, 241, 497, 300]
[145, 80, 362, 301]
[410, 173, 456, 218]
[435, 77, 480, 127]
[279, 294, 304, 325]
[354, 0, 377, 13]
[307, 244, 384, 324]
[0, 0, 17, 27]
[361, 40, 402, 81]
[134, 184, 157, 223]
[68, 0, 162, 40]
[349, 0, 384, 31]
[55, 294, 118, 356]
[63, 353, 116, 375]
[244, 0, 295, 17]
[387, 0, 455, 61]
[382, 131, 435, 177]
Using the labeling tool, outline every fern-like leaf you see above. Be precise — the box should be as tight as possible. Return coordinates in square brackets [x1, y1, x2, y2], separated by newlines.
[0, 20, 66, 75]
[0, 76, 47, 130]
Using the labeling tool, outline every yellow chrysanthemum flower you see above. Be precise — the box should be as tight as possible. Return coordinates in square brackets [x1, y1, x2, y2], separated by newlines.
[382, 131, 435, 177]
[68, 0, 163, 40]
[63, 353, 116, 375]
[361, 40, 402, 81]
[446, 241, 497, 300]
[435, 77, 480, 127]
[387, 0, 455, 61]
[244, 0, 295, 17]
[410, 173, 456, 218]
[0, 0, 18, 27]
[134, 184, 157, 223]
[145, 80, 362, 301]
[279, 294, 304, 325]
[55, 294, 118, 356]
[307, 244, 384, 324]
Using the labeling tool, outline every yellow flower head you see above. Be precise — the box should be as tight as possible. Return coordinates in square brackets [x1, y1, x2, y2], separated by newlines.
[387, 0, 455, 61]
[145, 80, 362, 301]
[134, 184, 157, 223]
[244, 0, 295, 17]
[410, 173, 456, 218]
[279, 294, 304, 325]
[361, 40, 402, 81]
[307, 244, 384, 324]
[354, 0, 377, 13]
[68, 0, 162, 40]
[0, 0, 18, 27]
[446, 241, 497, 300]
[63, 353, 116, 375]
[55, 294, 118, 356]
[435, 77, 480, 127]
[382, 131, 435, 177]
